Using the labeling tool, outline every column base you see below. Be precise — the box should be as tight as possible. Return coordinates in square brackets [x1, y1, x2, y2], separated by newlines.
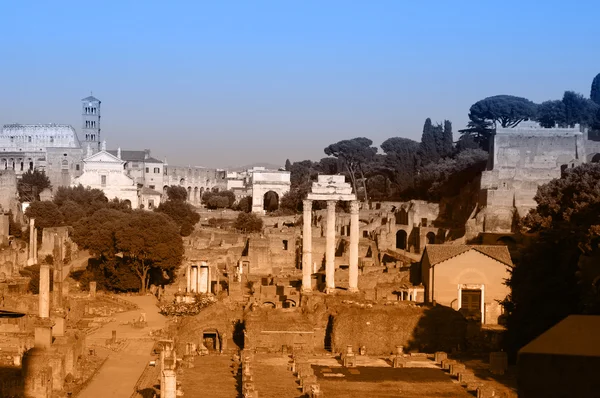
[325, 287, 336, 294]
[302, 287, 313, 293]
[347, 287, 359, 293]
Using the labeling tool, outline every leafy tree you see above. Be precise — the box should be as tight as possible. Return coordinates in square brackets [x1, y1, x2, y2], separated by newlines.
[53, 185, 107, 208]
[441, 120, 454, 158]
[234, 212, 263, 233]
[285, 159, 292, 171]
[536, 100, 566, 128]
[591, 73, 600, 105]
[115, 211, 183, 293]
[504, 163, 600, 357]
[73, 209, 128, 260]
[468, 95, 537, 128]
[562, 91, 598, 127]
[460, 95, 537, 151]
[316, 157, 340, 175]
[58, 200, 86, 226]
[25, 201, 64, 231]
[155, 200, 200, 236]
[380, 137, 419, 194]
[289, 160, 317, 189]
[458, 115, 494, 151]
[415, 149, 488, 200]
[167, 186, 188, 202]
[18, 170, 51, 202]
[418, 118, 439, 166]
[207, 195, 229, 209]
[324, 137, 377, 201]
[235, 196, 252, 213]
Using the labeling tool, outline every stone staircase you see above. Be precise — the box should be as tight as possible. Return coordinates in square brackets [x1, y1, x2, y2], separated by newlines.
[179, 355, 240, 398]
[252, 354, 303, 398]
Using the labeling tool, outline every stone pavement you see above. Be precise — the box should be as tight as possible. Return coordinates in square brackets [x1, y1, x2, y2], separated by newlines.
[78, 295, 166, 398]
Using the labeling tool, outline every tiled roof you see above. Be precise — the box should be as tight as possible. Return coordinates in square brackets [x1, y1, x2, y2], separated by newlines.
[107, 150, 162, 163]
[82, 95, 100, 102]
[424, 244, 513, 267]
[139, 187, 162, 196]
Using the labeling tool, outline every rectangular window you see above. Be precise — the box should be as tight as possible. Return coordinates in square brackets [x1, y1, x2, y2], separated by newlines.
[154, 167, 160, 173]
[149, 185, 155, 190]
[101, 175, 107, 187]
[145, 167, 149, 173]
[148, 199, 154, 209]
[76, 164, 80, 171]
[282, 240, 288, 250]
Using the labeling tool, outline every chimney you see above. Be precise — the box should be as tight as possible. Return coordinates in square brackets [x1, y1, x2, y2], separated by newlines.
[117, 147, 121, 159]
[144, 149, 150, 160]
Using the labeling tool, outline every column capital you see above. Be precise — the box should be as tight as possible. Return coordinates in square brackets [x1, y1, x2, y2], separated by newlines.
[349, 200, 360, 214]
[302, 199, 313, 210]
[326, 199, 337, 208]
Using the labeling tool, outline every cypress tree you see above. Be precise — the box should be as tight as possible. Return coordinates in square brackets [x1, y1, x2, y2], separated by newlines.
[591, 73, 600, 105]
[418, 118, 439, 166]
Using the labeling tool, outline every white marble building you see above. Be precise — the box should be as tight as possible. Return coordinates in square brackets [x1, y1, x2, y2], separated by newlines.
[72, 146, 139, 208]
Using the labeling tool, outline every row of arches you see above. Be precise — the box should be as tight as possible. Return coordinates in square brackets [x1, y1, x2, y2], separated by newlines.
[395, 230, 436, 250]
[162, 185, 220, 204]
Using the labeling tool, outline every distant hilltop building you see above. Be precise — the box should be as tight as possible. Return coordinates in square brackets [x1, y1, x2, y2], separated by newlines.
[1, 95, 286, 209]
[471, 122, 600, 235]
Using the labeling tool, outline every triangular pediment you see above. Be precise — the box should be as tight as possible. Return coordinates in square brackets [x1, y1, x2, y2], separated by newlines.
[84, 150, 125, 164]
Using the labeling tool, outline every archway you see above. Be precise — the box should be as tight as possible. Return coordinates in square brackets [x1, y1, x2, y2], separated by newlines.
[202, 329, 220, 352]
[592, 153, 600, 163]
[263, 191, 279, 212]
[180, 178, 185, 186]
[497, 236, 517, 251]
[193, 187, 198, 203]
[163, 185, 169, 198]
[426, 232, 436, 245]
[283, 299, 296, 308]
[263, 301, 276, 308]
[123, 200, 132, 209]
[396, 230, 407, 250]
[187, 187, 192, 201]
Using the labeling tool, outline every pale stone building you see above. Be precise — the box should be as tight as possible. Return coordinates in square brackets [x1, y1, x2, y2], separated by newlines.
[420, 244, 513, 325]
[72, 147, 139, 208]
[107, 149, 165, 190]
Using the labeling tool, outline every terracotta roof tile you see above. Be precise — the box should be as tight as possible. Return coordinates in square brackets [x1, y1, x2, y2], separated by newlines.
[424, 244, 513, 267]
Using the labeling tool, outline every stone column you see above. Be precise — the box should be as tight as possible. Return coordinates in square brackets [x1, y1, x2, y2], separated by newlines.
[302, 199, 313, 292]
[162, 369, 177, 398]
[33, 229, 38, 265]
[89, 281, 97, 298]
[28, 218, 35, 265]
[325, 200, 336, 293]
[349, 200, 359, 293]
[190, 266, 198, 293]
[39, 263, 50, 319]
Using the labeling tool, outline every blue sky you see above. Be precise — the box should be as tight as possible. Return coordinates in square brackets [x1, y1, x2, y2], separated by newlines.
[1, 1, 599, 167]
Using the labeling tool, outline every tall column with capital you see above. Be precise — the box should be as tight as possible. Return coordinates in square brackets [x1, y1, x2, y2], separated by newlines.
[325, 200, 336, 293]
[349, 200, 359, 292]
[302, 199, 313, 292]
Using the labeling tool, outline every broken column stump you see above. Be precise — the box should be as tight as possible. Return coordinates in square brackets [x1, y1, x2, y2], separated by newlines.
[449, 362, 466, 377]
[489, 351, 508, 375]
[440, 358, 456, 371]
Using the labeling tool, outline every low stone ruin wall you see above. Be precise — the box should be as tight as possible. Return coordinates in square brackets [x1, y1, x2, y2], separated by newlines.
[331, 304, 467, 355]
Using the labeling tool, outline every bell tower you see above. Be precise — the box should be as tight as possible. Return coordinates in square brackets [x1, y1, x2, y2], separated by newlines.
[81, 94, 101, 152]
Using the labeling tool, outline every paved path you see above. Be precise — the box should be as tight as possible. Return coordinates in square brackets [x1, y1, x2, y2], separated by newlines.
[78, 295, 166, 398]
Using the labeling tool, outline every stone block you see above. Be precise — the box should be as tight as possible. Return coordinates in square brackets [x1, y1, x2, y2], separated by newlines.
[449, 362, 466, 376]
[489, 351, 508, 375]
[477, 385, 497, 398]
[434, 351, 447, 364]
[440, 358, 456, 371]
[301, 375, 318, 393]
[458, 371, 476, 384]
